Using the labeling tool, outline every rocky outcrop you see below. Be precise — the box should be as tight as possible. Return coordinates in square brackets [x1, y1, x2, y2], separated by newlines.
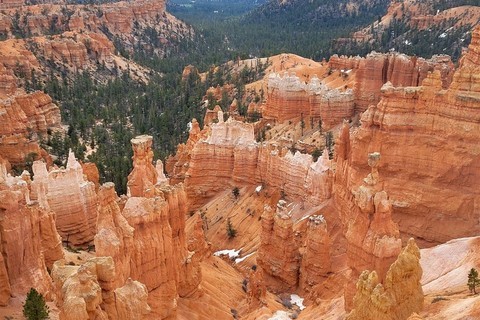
[257, 201, 300, 292]
[0, 90, 61, 165]
[299, 215, 331, 290]
[94, 183, 134, 289]
[127, 135, 157, 198]
[346, 238, 423, 320]
[52, 257, 150, 320]
[0, 168, 63, 306]
[32, 151, 98, 246]
[342, 152, 402, 310]
[354, 52, 454, 112]
[263, 72, 355, 128]
[335, 27, 480, 245]
[247, 265, 267, 311]
[171, 114, 333, 210]
[166, 118, 204, 185]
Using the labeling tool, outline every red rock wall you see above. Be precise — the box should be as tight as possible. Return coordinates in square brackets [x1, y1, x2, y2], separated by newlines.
[354, 53, 454, 112]
[335, 27, 480, 246]
[0, 174, 63, 306]
[0, 91, 61, 165]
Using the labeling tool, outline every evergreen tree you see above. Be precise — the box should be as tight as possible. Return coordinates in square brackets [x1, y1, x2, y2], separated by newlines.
[468, 268, 479, 294]
[226, 218, 237, 239]
[23, 288, 49, 320]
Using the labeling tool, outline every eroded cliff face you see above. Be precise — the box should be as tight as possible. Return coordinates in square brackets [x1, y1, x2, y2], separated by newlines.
[342, 152, 402, 310]
[0, 162, 63, 306]
[347, 238, 423, 320]
[52, 257, 151, 320]
[0, 90, 61, 165]
[335, 27, 480, 246]
[263, 72, 355, 128]
[32, 151, 98, 246]
[353, 53, 454, 112]
[257, 201, 300, 292]
[170, 114, 333, 210]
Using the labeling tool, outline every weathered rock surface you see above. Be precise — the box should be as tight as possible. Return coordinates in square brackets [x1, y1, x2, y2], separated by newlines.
[0, 168, 63, 306]
[52, 257, 151, 320]
[335, 27, 480, 246]
[263, 72, 355, 128]
[347, 238, 423, 320]
[170, 115, 333, 210]
[354, 52, 454, 112]
[257, 201, 300, 292]
[94, 182, 134, 289]
[342, 153, 402, 310]
[0, 90, 61, 165]
[299, 215, 331, 290]
[127, 135, 157, 198]
[32, 151, 98, 246]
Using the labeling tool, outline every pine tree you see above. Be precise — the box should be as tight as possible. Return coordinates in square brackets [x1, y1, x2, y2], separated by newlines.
[23, 288, 49, 320]
[468, 268, 479, 294]
[226, 218, 237, 239]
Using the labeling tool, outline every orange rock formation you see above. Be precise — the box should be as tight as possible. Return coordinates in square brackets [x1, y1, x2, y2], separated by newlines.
[347, 238, 423, 320]
[299, 215, 331, 290]
[127, 135, 157, 198]
[263, 72, 354, 128]
[335, 27, 480, 246]
[0, 162, 63, 306]
[257, 201, 300, 292]
[32, 151, 98, 246]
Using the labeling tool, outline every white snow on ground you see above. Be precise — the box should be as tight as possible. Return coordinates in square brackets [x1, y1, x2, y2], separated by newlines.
[439, 32, 447, 38]
[290, 294, 305, 310]
[268, 311, 291, 320]
[256, 185, 262, 193]
[235, 252, 255, 264]
[213, 248, 241, 259]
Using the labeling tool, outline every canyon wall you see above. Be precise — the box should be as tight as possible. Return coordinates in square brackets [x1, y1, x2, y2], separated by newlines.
[0, 90, 61, 165]
[347, 238, 423, 320]
[353, 53, 454, 112]
[334, 27, 480, 246]
[32, 151, 98, 246]
[263, 72, 355, 128]
[174, 114, 333, 210]
[0, 162, 63, 306]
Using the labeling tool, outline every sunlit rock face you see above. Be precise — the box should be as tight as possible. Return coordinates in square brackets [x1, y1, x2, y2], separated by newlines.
[32, 151, 98, 246]
[0, 167, 63, 306]
[334, 27, 480, 246]
[346, 238, 423, 320]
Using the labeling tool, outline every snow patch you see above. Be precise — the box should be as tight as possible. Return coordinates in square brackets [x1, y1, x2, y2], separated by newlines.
[256, 185, 262, 193]
[439, 33, 447, 38]
[290, 294, 305, 310]
[235, 252, 255, 264]
[213, 248, 241, 259]
[268, 311, 291, 320]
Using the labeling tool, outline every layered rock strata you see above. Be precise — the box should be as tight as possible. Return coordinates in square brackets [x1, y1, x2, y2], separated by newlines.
[32, 151, 98, 246]
[0, 90, 61, 165]
[263, 72, 354, 128]
[52, 257, 151, 320]
[299, 215, 331, 290]
[127, 135, 157, 198]
[343, 153, 402, 310]
[335, 27, 480, 245]
[353, 53, 454, 112]
[0, 163, 63, 306]
[346, 238, 423, 320]
[174, 114, 333, 210]
[257, 201, 300, 292]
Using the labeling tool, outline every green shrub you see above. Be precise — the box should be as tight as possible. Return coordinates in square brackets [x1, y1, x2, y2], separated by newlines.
[23, 288, 49, 320]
